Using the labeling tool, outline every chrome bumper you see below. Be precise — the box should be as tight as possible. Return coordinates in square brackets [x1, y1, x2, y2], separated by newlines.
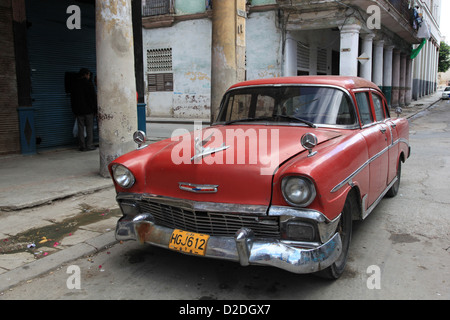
[115, 213, 342, 274]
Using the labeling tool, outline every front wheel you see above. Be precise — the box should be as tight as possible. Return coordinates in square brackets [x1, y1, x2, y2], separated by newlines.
[315, 192, 355, 280]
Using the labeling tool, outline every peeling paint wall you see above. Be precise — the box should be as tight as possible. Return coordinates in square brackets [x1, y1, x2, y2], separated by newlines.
[251, 0, 276, 5]
[143, 19, 211, 119]
[246, 11, 282, 80]
[175, 0, 206, 15]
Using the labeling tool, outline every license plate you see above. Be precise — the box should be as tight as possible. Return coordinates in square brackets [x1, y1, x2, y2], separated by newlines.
[168, 229, 210, 256]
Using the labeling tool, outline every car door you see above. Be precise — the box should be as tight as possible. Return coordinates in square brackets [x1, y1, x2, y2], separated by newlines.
[354, 91, 389, 208]
[376, 93, 399, 184]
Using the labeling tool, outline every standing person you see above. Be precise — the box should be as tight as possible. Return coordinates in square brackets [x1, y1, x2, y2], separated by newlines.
[70, 68, 97, 151]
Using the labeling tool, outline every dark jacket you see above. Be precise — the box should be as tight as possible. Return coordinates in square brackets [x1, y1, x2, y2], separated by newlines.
[70, 77, 97, 116]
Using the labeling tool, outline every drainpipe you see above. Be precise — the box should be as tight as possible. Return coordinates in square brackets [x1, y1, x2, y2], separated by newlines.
[210, 0, 246, 123]
[96, 0, 138, 177]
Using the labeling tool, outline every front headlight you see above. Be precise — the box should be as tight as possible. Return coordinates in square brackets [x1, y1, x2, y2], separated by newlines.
[112, 164, 135, 188]
[281, 176, 316, 207]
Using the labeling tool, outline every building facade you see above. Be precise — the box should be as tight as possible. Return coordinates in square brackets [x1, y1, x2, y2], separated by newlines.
[142, 0, 441, 119]
[0, 0, 442, 155]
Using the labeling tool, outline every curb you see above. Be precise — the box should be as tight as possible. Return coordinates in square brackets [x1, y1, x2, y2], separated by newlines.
[0, 231, 117, 293]
[0, 185, 114, 212]
[405, 98, 441, 119]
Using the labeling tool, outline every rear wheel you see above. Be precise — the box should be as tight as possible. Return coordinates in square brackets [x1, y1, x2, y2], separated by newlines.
[386, 159, 402, 198]
[315, 192, 355, 280]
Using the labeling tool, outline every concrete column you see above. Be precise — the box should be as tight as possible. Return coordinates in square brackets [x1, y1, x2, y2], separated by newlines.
[399, 53, 406, 107]
[419, 42, 426, 97]
[425, 42, 430, 95]
[339, 24, 361, 76]
[372, 40, 384, 87]
[432, 44, 438, 92]
[391, 50, 401, 108]
[210, 0, 246, 123]
[412, 44, 421, 100]
[383, 45, 394, 106]
[359, 33, 375, 81]
[96, 0, 138, 177]
[405, 57, 412, 105]
[283, 33, 297, 76]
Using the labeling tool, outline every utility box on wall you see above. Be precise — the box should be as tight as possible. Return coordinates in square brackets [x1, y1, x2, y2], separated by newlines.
[17, 107, 37, 155]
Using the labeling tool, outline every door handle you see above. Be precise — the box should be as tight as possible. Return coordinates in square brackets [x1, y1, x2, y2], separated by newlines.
[391, 123, 397, 128]
[380, 128, 386, 134]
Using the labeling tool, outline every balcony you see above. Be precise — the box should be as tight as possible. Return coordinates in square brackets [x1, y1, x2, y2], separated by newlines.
[388, 0, 414, 27]
[277, 0, 420, 44]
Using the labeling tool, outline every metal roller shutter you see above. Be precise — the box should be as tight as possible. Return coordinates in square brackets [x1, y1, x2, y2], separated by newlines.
[26, 0, 96, 150]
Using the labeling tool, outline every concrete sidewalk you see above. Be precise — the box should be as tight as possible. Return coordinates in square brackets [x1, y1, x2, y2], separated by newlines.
[0, 91, 442, 293]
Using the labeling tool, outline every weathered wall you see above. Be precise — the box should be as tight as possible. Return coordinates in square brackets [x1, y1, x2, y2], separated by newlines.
[143, 18, 211, 118]
[246, 10, 282, 80]
[0, 0, 20, 155]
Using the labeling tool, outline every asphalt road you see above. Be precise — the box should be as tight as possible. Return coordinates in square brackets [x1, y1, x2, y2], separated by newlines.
[1, 101, 449, 301]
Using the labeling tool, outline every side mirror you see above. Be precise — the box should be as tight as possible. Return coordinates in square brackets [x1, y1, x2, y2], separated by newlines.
[133, 130, 148, 149]
[301, 133, 318, 157]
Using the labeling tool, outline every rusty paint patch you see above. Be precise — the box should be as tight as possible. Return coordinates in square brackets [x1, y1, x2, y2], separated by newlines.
[136, 222, 151, 244]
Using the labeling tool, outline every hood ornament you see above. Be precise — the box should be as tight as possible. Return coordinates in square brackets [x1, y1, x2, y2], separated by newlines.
[191, 132, 229, 162]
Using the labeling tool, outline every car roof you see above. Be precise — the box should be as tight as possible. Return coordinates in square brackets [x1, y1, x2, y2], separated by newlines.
[228, 76, 381, 91]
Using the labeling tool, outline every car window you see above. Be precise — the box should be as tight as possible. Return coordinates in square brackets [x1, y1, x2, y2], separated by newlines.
[445, 87, 450, 91]
[372, 93, 385, 121]
[355, 92, 373, 126]
[218, 86, 357, 126]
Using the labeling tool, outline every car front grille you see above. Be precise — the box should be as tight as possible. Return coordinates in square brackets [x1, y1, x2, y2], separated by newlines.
[137, 200, 280, 238]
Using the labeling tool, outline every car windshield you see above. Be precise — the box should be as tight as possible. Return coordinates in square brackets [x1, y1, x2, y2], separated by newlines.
[445, 87, 450, 91]
[216, 86, 357, 126]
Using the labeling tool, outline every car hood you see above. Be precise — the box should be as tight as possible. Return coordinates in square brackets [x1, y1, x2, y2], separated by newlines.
[122, 125, 342, 206]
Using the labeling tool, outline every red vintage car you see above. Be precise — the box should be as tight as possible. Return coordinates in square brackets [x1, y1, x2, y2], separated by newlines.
[109, 76, 410, 279]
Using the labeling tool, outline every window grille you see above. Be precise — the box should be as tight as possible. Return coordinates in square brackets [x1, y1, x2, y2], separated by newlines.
[147, 48, 172, 73]
[148, 73, 173, 92]
[317, 48, 327, 73]
[147, 48, 173, 92]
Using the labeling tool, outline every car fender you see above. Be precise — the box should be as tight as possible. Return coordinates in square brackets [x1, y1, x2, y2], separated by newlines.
[271, 131, 370, 221]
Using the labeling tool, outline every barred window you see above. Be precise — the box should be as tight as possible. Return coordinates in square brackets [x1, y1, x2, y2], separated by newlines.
[147, 48, 173, 92]
[142, 0, 171, 17]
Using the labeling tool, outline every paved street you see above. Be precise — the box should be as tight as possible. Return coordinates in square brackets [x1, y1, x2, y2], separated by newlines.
[0, 99, 449, 301]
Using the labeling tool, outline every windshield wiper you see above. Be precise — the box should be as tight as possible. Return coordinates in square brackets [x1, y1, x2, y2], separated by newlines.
[224, 116, 274, 125]
[275, 115, 316, 128]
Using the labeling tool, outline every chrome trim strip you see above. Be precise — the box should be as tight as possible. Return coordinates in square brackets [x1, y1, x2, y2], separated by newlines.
[331, 138, 409, 193]
[116, 193, 268, 215]
[178, 182, 218, 193]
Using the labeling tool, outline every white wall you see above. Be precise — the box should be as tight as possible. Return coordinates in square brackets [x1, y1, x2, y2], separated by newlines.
[246, 11, 283, 80]
[143, 19, 211, 118]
